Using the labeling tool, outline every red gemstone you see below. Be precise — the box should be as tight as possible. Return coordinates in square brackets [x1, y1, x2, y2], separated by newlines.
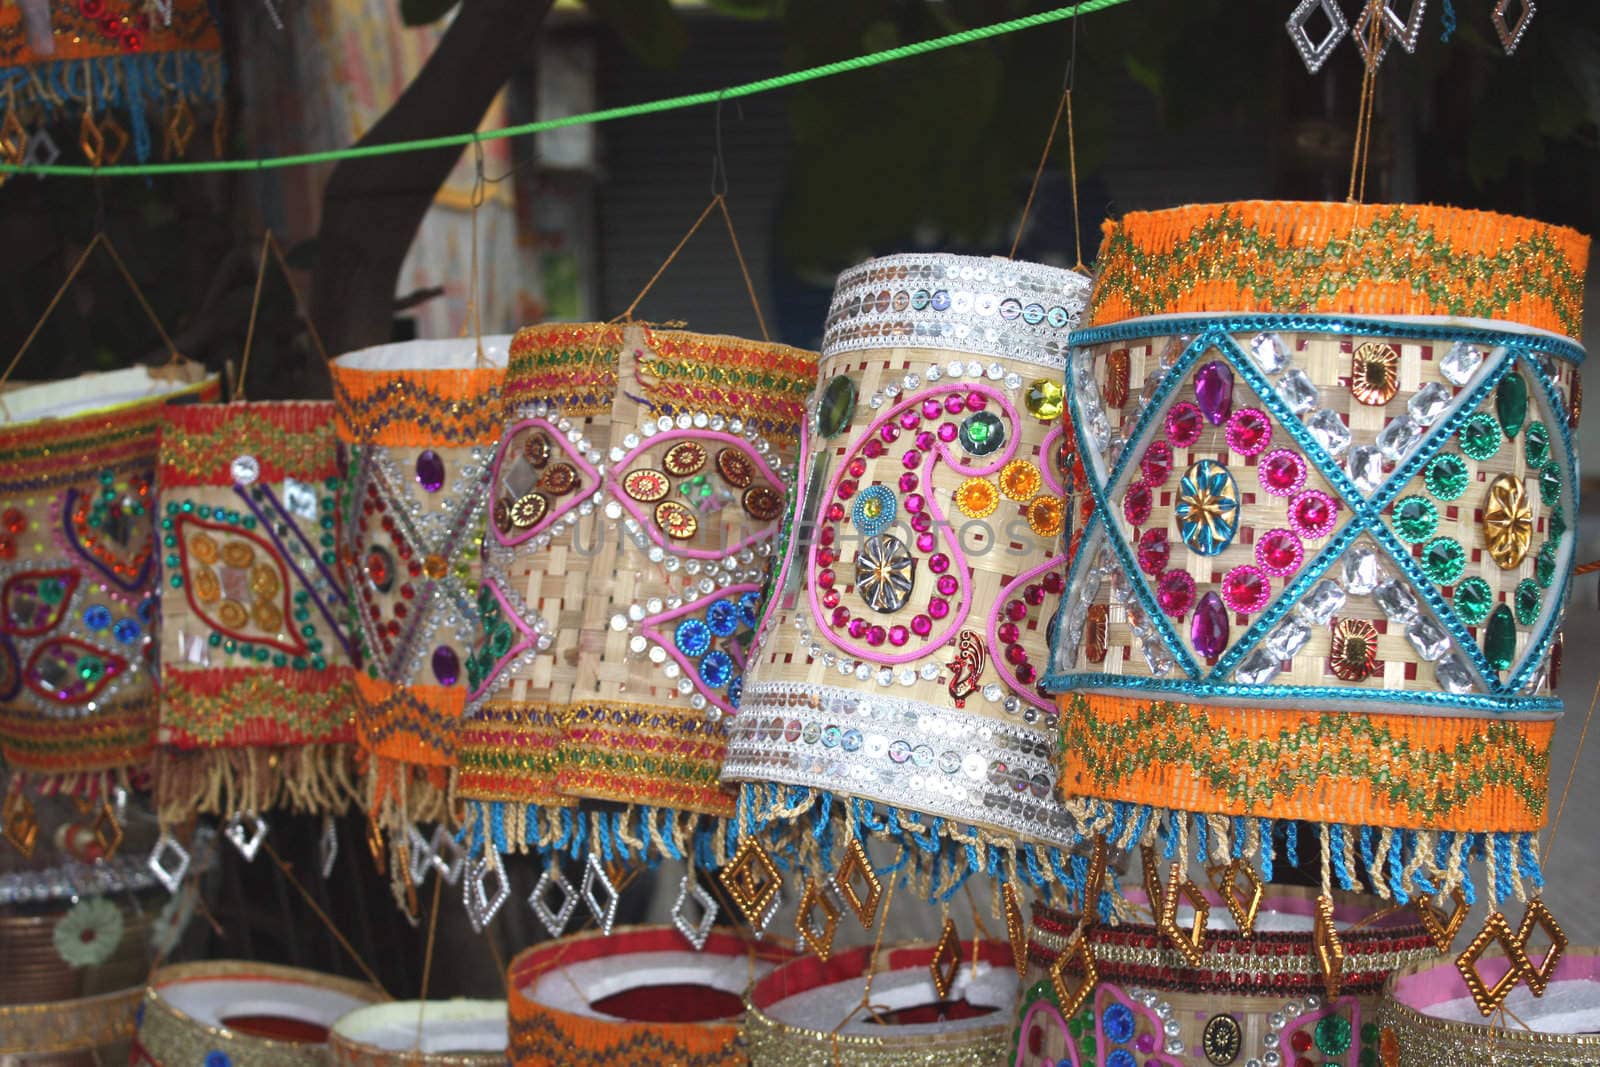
[1290, 491, 1338, 538]
[1042, 571, 1065, 595]
[998, 622, 1021, 644]
[1156, 569, 1196, 617]
[1122, 482, 1154, 526]
[1137, 529, 1170, 576]
[837, 479, 858, 499]
[1222, 566, 1269, 613]
[847, 457, 867, 478]
[1005, 644, 1027, 665]
[1016, 663, 1037, 684]
[817, 569, 835, 588]
[1140, 440, 1174, 486]
[1259, 451, 1306, 495]
[1290, 1031, 1313, 1052]
[1256, 529, 1303, 575]
[1005, 600, 1028, 622]
[831, 607, 850, 628]
[1227, 408, 1271, 454]
[1166, 402, 1205, 447]
[1024, 584, 1045, 606]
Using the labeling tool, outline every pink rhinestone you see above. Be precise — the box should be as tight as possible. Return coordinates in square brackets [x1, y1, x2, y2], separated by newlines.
[998, 622, 1021, 644]
[836, 479, 858, 499]
[1156, 569, 1196, 617]
[889, 625, 909, 646]
[901, 411, 921, 431]
[863, 439, 885, 458]
[915, 431, 935, 451]
[902, 450, 921, 469]
[1257, 449, 1306, 497]
[848, 618, 868, 639]
[1225, 407, 1272, 456]
[944, 395, 965, 415]
[866, 626, 886, 647]
[936, 574, 958, 596]
[1289, 490, 1339, 539]
[966, 393, 987, 411]
[831, 606, 850, 628]
[922, 399, 942, 419]
[916, 533, 936, 553]
[880, 425, 900, 443]
[1140, 440, 1174, 486]
[847, 457, 867, 478]
[910, 614, 933, 636]
[1255, 528, 1304, 576]
[928, 599, 950, 620]
[1166, 402, 1204, 447]
[929, 553, 950, 574]
[1005, 644, 1027, 665]
[1122, 482, 1154, 526]
[821, 590, 840, 609]
[1221, 565, 1271, 613]
[1017, 662, 1037, 684]
[938, 423, 957, 442]
[911, 513, 932, 533]
[905, 494, 925, 514]
[1004, 599, 1028, 622]
[899, 472, 919, 492]
[1137, 529, 1170, 576]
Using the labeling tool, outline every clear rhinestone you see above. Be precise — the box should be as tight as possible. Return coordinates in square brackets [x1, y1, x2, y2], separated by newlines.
[898, 668, 917, 686]
[854, 663, 873, 681]
[1234, 647, 1283, 685]
[1374, 580, 1421, 623]
[920, 662, 942, 681]
[1004, 372, 1022, 390]
[1296, 579, 1348, 627]
[1347, 444, 1385, 494]
[1305, 409, 1351, 457]
[671, 872, 718, 950]
[1139, 635, 1175, 675]
[983, 683, 1003, 702]
[1440, 342, 1484, 386]
[529, 865, 578, 937]
[1407, 381, 1453, 426]
[1406, 616, 1452, 661]
[1377, 414, 1424, 462]
[876, 668, 893, 686]
[1249, 332, 1292, 375]
[581, 852, 620, 936]
[1341, 544, 1387, 595]
[229, 454, 260, 485]
[1435, 653, 1477, 694]
[1264, 617, 1311, 660]
[1279, 369, 1319, 414]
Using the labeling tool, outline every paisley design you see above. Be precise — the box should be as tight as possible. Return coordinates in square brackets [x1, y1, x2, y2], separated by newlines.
[23, 636, 127, 704]
[465, 578, 543, 701]
[176, 516, 305, 654]
[640, 585, 762, 715]
[809, 382, 1021, 664]
[608, 429, 786, 559]
[62, 481, 155, 594]
[490, 416, 603, 546]
[1, 569, 79, 637]
[986, 557, 1067, 709]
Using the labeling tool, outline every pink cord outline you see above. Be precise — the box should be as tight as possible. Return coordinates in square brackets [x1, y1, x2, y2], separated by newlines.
[607, 429, 785, 560]
[487, 416, 603, 549]
[640, 582, 761, 716]
[985, 554, 1066, 712]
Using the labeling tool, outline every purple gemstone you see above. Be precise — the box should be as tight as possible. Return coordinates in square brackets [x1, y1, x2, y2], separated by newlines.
[431, 645, 460, 686]
[415, 449, 446, 492]
[1190, 592, 1230, 659]
[1194, 360, 1234, 426]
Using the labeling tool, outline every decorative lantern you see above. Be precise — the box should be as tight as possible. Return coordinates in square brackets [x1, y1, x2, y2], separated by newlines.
[507, 925, 790, 1067]
[0, 364, 218, 821]
[454, 322, 814, 925]
[718, 253, 1093, 896]
[331, 337, 508, 890]
[0, 986, 144, 1062]
[743, 940, 1018, 1066]
[132, 960, 384, 1067]
[330, 1001, 507, 1066]
[0, 0, 223, 167]
[153, 401, 356, 826]
[1378, 946, 1600, 1065]
[1048, 202, 1587, 907]
[1016, 890, 1436, 1066]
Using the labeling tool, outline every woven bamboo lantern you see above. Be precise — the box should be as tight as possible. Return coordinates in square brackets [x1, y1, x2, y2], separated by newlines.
[718, 253, 1093, 899]
[507, 925, 790, 1067]
[743, 940, 1017, 1067]
[1047, 201, 1587, 909]
[1016, 889, 1435, 1066]
[1378, 947, 1600, 1065]
[132, 960, 384, 1067]
[153, 401, 356, 825]
[329, 1001, 507, 1066]
[331, 337, 508, 889]
[0, 364, 218, 838]
[454, 322, 814, 928]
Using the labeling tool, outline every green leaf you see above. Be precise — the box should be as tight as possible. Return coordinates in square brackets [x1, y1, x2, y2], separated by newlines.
[582, 0, 687, 69]
[398, 0, 459, 26]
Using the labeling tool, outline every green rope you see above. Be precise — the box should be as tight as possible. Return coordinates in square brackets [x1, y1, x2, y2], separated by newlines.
[1, 0, 1130, 178]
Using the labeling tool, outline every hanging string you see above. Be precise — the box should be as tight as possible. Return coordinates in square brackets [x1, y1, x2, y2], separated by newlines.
[237, 231, 336, 401]
[1346, 0, 1385, 203]
[237, 234, 273, 402]
[1542, 661, 1600, 859]
[0, 231, 184, 393]
[1010, 5, 1083, 264]
[468, 136, 487, 367]
[415, 872, 445, 1051]
[829, 870, 899, 1066]
[260, 838, 390, 997]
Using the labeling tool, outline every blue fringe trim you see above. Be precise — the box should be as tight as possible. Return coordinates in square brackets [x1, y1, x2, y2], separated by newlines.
[3, 52, 224, 163]
[734, 782, 1078, 904]
[1069, 797, 1539, 907]
[457, 799, 728, 872]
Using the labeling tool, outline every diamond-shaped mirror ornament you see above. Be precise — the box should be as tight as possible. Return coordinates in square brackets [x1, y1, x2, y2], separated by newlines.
[464, 850, 510, 933]
[1455, 911, 1528, 1015]
[1493, 0, 1535, 55]
[796, 880, 841, 962]
[2, 791, 38, 859]
[1049, 923, 1099, 1018]
[1416, 887, 1469, 953]
[1287, 0, 1351, 73]
[147, 831, 191, 895]
[1382, 0, 1428, 51]
[530, 864, 578, 938]
[406, 824, 435, 886]
[1208, 858, 1263, 937]
[720, 836, 781, 926]
[224, 813, 268, 863]
[672, 871, 718, 951]
[834, 838, 881, 928]
[428, 825, 466, 885]
[1515, 897, 1567, 997]
[930, 917, 961, 1000]
[1352, 0, 1394, 68]
[581, 851, 620, 936]
[1315, 894, 1349, 1001]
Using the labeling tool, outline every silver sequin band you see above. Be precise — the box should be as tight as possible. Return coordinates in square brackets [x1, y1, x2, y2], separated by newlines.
[821, 252, 1092, 369]
[721, 680, 1077, 850]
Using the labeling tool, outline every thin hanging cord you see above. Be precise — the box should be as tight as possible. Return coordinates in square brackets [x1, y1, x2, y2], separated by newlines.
[415, 872, 444, 1051]
[614, 197, 721, 323]
[1347, 0, 1384, 203]
[236, 233, 273, 402]
[717, 197, 770, 342]
[1543, 666, 1600, 859]
[261, 838, 389, 997]
[1011, 4, 1084, 264]
[469, 136, 487, 367]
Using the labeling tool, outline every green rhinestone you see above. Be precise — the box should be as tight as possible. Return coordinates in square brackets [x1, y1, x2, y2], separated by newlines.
[293, 608, 310, 623]
[166, 501, 179, 515]
[297, 657, 311, 670]
[308, 639, 323, 653]
[1361, 1022, 1380, 1044]
[272, 653, 287, 667]
[294, 589, 309, 603]
[1425, 453, 1469, 500]
[99, 470, 113, 485]
[165, 554, 180, 569]
[169, 575, 183, 589]
[1079, 1033, 1096, 1055]
[325, 477, 340, 490]
[1540, 462, 1562, 506]
[1535, 541, 1557, 589]
[1454, 577, 1494, 625]
[321, 552, 336, 566]
[163, 535, 176, 548]
[1459, 412, 1501, 461]
[1496, 372, 1528, 439]
[242, 516, 256, 529]
[1549, 507, 1567, 540]
[160, 517, 173, 530]
[1360, 1050, 1378, 1067]
[207, 632, 222, 647]
[960, 411, 1006, 456]
[490, 623, 514, 657]
[815, 375, 856, 438]
[222, 640, 237, 654]
[300, 624, 315, 638]
[1423, 536, 1466, 584]
[1393, 495, 1438, 543]
[1525, 421, 1551, 468]
[1484, 604, 1517, 672]
[255, 647, 270, 662]
[197, 505, 212, 519]
[1515, 578, 1542, 626]
[100, 488, 115, 503]
[1068, 1016, 1084, 1038]
[180, 501, 194, 513]
[1315, 1014, 1353, 1056]
[311, 655, 326, 670]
